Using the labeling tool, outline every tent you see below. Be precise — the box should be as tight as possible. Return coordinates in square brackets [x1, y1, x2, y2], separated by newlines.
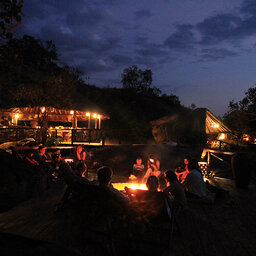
[150, 108, 231, 144]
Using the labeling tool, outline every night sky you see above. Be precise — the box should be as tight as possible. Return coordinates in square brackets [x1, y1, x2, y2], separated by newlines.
[18, 0, 256, 115]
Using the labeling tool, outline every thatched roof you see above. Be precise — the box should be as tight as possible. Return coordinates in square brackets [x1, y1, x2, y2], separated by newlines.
[0, 106, 110, 122]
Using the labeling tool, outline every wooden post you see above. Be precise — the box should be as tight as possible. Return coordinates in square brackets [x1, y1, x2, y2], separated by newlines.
[71, 129, 74, 145]
[73, 111, 77, 129]
[98, 116, 101, 129]
[207, 151, 211, 165]
[88, 129, 91, 144]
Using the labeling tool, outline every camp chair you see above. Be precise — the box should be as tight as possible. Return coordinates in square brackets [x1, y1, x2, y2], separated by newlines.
[125, 187, 174, 250]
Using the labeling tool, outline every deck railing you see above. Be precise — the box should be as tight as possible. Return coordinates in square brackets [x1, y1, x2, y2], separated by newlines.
[0, 127, 104, 145]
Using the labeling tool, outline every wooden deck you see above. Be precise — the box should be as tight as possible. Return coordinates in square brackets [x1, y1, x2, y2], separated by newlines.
[0, 178, 255, 256]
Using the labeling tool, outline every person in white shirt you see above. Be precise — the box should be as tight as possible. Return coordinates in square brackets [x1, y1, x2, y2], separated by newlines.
[182, 160, 206, 198]
[143, 155, 161, 183]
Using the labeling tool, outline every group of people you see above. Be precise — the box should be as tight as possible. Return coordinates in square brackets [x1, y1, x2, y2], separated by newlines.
[131, 155, 161, 182]
[21, 145, 207, 215]
[130, 154, 207, 208]
[22, 145, 89, 183]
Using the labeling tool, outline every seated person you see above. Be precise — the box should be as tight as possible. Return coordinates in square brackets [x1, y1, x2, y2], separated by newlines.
[175, 155, 191, 183]
[131, 156, 145, 180]
[50, 149, 63, 179]
[76, 162, 87, 178]
[75, 145, 86, 163]
[24, 151, 39, 166]
[146, 175, 159, 192]
[164, 170, 187, 208]
[143, 155, 161, 182]
[182, 160, 206, 198]
[97, 166, 129, 204]
[75, 145, 87, 176]
[34, 145, 49, 166]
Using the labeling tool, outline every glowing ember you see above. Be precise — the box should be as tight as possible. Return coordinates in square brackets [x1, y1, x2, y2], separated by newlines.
[113, 182, 148, 191]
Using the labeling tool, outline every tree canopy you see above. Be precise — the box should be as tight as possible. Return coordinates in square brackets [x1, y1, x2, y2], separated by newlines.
[224, 87, 256, 136]
[0, 35, 81, 108]
[0, 0, 23, 40]
[121, 65, 161, 96]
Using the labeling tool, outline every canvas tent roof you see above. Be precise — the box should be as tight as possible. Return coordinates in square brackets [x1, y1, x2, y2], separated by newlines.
[150, 108, 231, 144]
[151, 108, 231, 135]
[205, 110, 231, 134]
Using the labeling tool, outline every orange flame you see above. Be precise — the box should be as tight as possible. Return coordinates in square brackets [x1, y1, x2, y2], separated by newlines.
[113, 182, 148, 191]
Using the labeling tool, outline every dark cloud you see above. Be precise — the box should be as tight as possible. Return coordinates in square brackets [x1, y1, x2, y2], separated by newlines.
[197, 14, 243, 45]
[110, 54, 134, 65]
[136, 43, 168, 58]
[66, 9, 106, 28]
[164, 24, 195, 51]
[79, 59, 116, 73]
[23, 0, 53, 19]
[134, 36, 148, 45]
[134, 9, 152, 20]
[240, 0, 256, 15]
[163, 0, 256, 57]
[196, 48, 239, 62]
[22, 0, 256, 77]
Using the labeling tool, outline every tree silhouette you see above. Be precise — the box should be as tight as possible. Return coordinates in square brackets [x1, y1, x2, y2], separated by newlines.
[0, 35, 80, 108]
[0, 0, 23, 40]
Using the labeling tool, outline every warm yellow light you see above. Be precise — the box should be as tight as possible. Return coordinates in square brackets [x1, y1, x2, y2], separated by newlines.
[242, 134, 249, 141]
[70, 110, 74, 115]
[112, 182, 148, 191]
[93, 113, 97, 118]
[212, 123, 219, 128]
[41, 107, 45, 113]
[86, 112, 90, 116]
[97, 115, 101, 119]
[129, 183, 148, 190]
[219, 133, 226, 140]
[14, 114, 19, 119]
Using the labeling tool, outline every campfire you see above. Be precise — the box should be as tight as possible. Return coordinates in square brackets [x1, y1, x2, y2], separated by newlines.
[113, 183, 147, 191]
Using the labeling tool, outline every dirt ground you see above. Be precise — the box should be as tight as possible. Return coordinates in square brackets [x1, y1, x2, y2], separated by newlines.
[0, 145, 255, 256]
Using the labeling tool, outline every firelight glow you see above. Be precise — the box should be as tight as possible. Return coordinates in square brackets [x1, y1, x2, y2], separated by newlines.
[219, 133, 226, 140]
[112, 183, 148, 191]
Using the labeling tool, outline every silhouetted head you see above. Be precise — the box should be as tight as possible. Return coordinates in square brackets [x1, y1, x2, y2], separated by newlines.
[146, 175, 159, 192]
[77, 145, 83, 153]
[165, 170, 177, 183]
[184, 155, 191, 165]
[97, 166, 113, 186]
[52, 149, 61, 162]
[187, 159, 198, 172]
[38, 145, 46, 155]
